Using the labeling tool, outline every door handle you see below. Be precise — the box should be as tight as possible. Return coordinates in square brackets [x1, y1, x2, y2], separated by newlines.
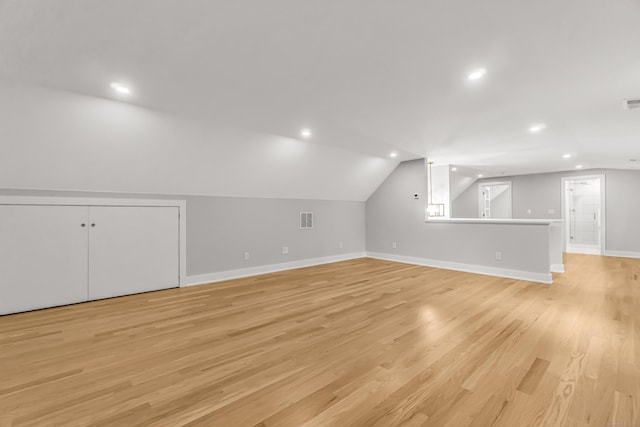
[81, 223, 86, 227]
[91, 223, 96, 227]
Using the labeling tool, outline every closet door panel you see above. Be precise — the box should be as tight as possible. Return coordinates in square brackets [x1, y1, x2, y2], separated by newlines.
[0, 205, 89, 315]
[88, 206, 179, 300]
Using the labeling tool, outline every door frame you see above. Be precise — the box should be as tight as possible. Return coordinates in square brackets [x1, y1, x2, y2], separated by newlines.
[477, 181, 512, 219]
[560, 174, 606, 255]
[0, 196, 187, 286]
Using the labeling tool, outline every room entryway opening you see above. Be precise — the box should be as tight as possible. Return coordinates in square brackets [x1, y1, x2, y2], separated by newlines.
[478, 181, 512, 219]
[562, 175, 606, 255]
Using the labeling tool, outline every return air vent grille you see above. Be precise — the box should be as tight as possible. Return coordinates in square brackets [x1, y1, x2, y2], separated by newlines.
[300, 212, 313, 229]
[626, 99, 640, 110]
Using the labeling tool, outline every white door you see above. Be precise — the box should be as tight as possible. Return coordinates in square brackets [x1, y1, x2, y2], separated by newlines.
[565, 178, 602, 255]
[0, 205, 89, 315]
[88, 206, 179, 300]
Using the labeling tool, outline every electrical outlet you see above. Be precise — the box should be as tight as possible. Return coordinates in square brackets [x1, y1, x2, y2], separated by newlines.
[527, 209, 532, 215]
[243, 251, 250, 261]
[339, 241, 344, 249]
[282, 246, 289, 255]
[392, 242, 397, 249]
[495, 251, 502, 261]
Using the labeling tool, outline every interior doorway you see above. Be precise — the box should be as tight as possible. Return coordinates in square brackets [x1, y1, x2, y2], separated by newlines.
[562, 175, 606, 255]
[478, 181, 512, 219]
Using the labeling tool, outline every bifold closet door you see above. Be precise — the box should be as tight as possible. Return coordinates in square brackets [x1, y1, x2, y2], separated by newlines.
[0, 205, 89, 315]
[88, 206, 179, 300]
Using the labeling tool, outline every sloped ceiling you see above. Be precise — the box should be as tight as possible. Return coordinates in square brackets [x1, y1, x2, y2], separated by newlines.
[0, 82, 395, 200]
[0, 0, 639, 197]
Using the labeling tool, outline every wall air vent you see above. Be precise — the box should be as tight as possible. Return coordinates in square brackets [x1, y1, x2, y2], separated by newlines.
[300, 211, 313, 229]
[625, 99, 640, 110]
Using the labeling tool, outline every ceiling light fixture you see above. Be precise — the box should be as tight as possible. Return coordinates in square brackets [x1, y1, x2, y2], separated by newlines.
[467, 68, 487, 81]
[576, 165, 583, 169]
[451, 167, 457, 171]
[110, 82, 131, 95]
[478, 174, 484, 178]
[300, 129, 312, 138]
[390, 152, 398, 158]
[562, 154, 571, 159]
[529, 123, 547, 133]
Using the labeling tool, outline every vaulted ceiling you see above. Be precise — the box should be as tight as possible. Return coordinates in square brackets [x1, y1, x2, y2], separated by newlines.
[1, 0, 639, 195]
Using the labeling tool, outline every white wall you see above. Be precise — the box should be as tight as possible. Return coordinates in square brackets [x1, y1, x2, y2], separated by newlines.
[366, 160, 553, 281]
[0, 82, 396, 201]
[452, 168, 640, 255]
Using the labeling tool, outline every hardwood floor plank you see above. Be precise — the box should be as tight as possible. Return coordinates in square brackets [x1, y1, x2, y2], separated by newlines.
[518, 358, 551, 395]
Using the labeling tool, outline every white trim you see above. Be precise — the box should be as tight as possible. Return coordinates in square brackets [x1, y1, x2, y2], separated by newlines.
[566, 246, 601, 256]
[179, 203, 187, 287]
[426, 218, 560, 225]
[0, 196, 182, 207]
[561, 174, 606, 255]
[604, 250, 640, 259]
[184, 252, 366, 287]
[478, 181, 512, 219]
[366, 252, 552, 284]
[0, 196, 188, 287]
[0, 187, 357, 202]
[551, 264, 565, 273]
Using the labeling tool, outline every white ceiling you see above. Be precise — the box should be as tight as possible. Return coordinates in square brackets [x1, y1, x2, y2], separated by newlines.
[1, 0, 639, 179]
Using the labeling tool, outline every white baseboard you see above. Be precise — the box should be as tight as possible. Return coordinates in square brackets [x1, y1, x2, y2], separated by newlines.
[603, 250, 640, 259]
[366, 252, 553, 284]
[551, 264, 565, 273]
[184, 252, 366, 287]
[567, 247, 602, 256]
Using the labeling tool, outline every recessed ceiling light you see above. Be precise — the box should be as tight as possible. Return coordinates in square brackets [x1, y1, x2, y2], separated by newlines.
[529, 124, 547, 133]
[110, 82, 131, 95]
[630, 159, 638, 162]
[478, 174, 484, 178]
[300, 129, 312, 138]
[562, 153, 571, 159]
[467, 68, 487, 81]
[389, 152, 398, 158]
[451, 167, 458, 171]
[575, 165, 583, 169]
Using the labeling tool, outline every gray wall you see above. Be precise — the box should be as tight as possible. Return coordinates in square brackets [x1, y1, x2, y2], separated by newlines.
[366, 160, 551, 275]
[491, 187, 511, 219]
[451, 182, 478, 218]
[0, 189, 365, 276]
[452, 168, 640, 253]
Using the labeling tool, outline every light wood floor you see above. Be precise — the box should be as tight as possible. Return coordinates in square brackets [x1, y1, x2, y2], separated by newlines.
[1, 254, 639, 426]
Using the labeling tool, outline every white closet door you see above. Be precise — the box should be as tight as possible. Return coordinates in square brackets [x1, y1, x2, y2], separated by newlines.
[0, 205, 89, 315]
[88, 206, 179, 300]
